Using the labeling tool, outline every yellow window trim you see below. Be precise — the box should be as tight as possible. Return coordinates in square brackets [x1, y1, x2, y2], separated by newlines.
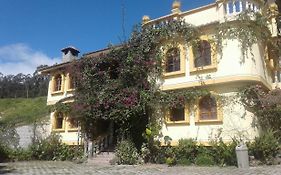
[189, 35, 217, 74]
[51, 73, 65, 94]
[52, 112, 66, 131]
[165, 104, 189, 125]
[51, 91, 64, 95]
[163, 43, 186, 78]
[66, 116, 79, 131]
[66, 73, 76, 91]
[194, 94, 223, 125]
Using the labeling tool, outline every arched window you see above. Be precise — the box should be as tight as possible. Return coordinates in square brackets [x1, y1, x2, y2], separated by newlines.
[54, 112, 64, 129]
[199, 95, 217, 120]
[166, 48, 180, 73]
[68, 117, 78, 129]
[194, 40, 211, 68]
[68, 74, 75, 90]
[54, 74, 62, 91]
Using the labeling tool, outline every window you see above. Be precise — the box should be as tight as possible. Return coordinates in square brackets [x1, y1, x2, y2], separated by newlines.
[198, 95, 217, 120]
[165, 48, 180, 73]
[169, 107, 185, 121]
[54, 74, 62, 92]
[68, 75, 75, 90]
[68, 117, 78, 129]
[54, 112, 64, 129]
[194, 40, 211, 68]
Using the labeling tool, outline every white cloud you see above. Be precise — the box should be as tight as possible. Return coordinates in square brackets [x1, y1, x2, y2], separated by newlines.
[0, 43, 60, 75]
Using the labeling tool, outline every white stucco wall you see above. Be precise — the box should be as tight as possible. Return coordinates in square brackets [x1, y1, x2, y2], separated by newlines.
[160, 84, 259, 144]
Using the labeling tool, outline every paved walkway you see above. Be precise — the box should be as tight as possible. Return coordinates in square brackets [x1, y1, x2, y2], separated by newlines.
[0, 161, 280, 175]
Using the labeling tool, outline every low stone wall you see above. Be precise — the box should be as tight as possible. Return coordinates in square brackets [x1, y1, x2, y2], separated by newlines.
[16, 121, 51, 148]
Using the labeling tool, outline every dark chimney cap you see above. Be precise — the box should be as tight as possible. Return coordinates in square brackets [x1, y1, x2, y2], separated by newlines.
[61, 46, 80, 54]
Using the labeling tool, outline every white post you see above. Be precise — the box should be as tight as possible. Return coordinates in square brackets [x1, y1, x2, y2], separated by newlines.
[226, 2, 230, 15]
[239, 0, 243, 13]
[233, 1, 237, 14]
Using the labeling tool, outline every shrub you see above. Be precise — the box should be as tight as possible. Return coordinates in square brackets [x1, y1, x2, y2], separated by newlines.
[0, 144, 11, 162]
[177, 158, 192, 166]
[195, 154, 215, 166]
[165, 157, 176, 166]
[248, 130, 280, 164]
[174, 139, 197, 163]
[115, 140, 141, 165]
[30, 133, 83, 161]
[10, 148, 32, 161]
[210, 138, 238, 166]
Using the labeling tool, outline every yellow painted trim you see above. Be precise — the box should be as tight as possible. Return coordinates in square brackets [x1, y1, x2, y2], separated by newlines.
[51, 91, 64, 95]
[66, 73, 76, 91]
[161, 75, 272, 91]
[51, 73, 65, 94]
[52, 112, 66, 131]
[194, 93, 223, 125]
[189, 35, 218, 74]
[165, 104, 190, 125]
[66, 116, 78, 131]
[62, 140, 79, 145]
[163, 42, 186, 78]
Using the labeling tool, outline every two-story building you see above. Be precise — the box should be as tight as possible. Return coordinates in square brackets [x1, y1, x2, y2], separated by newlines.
[40, 0, 280, 146]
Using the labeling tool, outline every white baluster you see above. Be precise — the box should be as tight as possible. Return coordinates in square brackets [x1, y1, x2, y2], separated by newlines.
[226, 2, 230, 15]
[254, 5, 257, 12]
[245, 1, 249, 10]
[239, 0, 243, 13]
[233, 1, 236, 14]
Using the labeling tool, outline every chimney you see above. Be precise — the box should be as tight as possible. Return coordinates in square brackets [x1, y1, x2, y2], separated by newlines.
[61, 46, 80, 63]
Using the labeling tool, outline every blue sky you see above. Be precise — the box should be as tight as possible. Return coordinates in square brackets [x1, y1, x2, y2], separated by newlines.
[0, 0, 214, 75]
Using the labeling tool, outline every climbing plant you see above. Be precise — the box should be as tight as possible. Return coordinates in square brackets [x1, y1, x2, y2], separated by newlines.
[216, 10, 271, 62]
[239, 85, 281, 142]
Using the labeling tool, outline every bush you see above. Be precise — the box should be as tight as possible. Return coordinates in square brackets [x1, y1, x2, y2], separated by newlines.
[0, 144, 11, 162]
[248, 130, 280, 164]
[165, 157, 176, 166]
[10, 148, 32, 161]
[210, 138, 238, 166]
[177, 158, 192, 166]
[195, 154, 215, 166]
[174, 139, 197, 163]
[115, 140, 141, 165]
[30, 134, 83, 161]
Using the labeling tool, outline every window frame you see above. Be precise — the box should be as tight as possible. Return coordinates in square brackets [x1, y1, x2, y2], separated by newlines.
[51, 73, 64, 95]
[163, 43, 186, 78]
[66, 116, 79, 131]
[195, 94, 223, 124]
[194, 40, 212, 68]
[53, 112, 65, 131]
[189, 35, 217, 74]
[166, 104, 189, 125]
[67, 73, 76, 91]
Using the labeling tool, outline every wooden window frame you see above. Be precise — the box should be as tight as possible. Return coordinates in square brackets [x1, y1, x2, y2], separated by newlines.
[166, 104, 189, 125]
[163, 44, 186, 78]
[190, 35, 217, 74]
[51, 73, 64, 95]
[53, 112, 65, 131]
[195, 94, 223, 125]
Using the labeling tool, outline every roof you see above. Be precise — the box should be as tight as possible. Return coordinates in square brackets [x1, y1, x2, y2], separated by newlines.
[39, 45, 123, 74]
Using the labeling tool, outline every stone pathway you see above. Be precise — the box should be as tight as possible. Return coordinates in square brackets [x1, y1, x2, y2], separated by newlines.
[0, 161, 280, 175]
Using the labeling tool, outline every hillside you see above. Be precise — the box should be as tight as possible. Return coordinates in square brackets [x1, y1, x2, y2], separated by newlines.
[0, 97, 49, 125]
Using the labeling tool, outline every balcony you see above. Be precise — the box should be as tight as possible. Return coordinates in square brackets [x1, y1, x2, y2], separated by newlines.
[224, 0, 261, 16]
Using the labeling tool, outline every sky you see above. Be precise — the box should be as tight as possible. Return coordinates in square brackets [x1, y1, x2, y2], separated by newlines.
[0, 0, 214, 75]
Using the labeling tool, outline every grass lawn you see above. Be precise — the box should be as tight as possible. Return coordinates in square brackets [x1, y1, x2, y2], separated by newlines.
[0, 96, 49, 125]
